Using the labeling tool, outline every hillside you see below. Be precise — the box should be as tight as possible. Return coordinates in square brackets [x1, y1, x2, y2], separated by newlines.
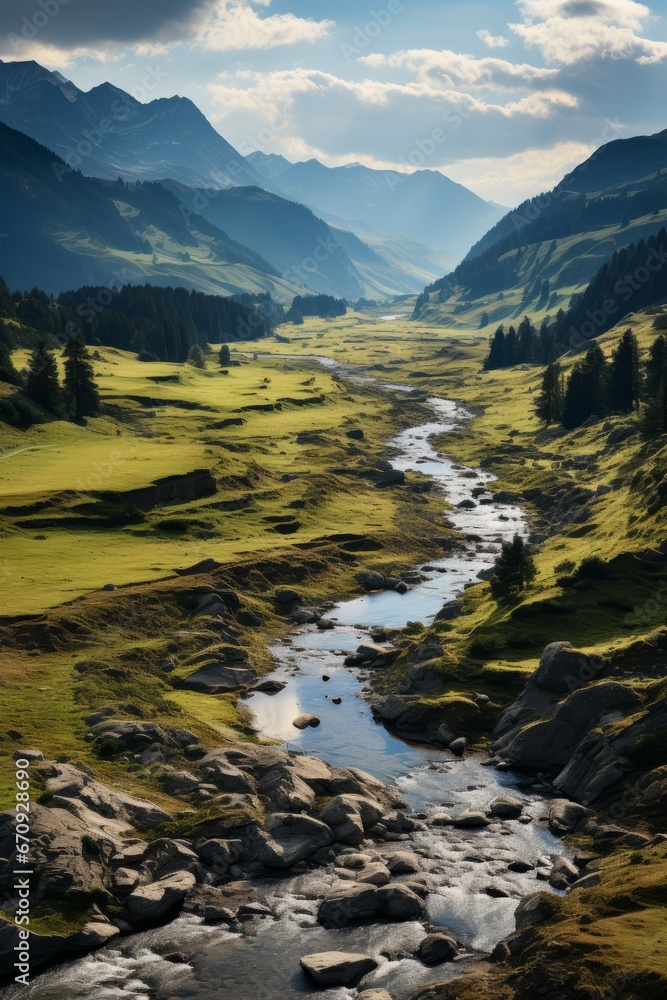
[248, 150, 505, 262]
[0, 123, 301, 301]
[416, 129, 667, 328]
[0, 59, 263, 189]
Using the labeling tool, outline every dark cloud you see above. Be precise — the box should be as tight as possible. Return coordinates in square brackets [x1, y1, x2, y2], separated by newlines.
[0, 0, 216, 48]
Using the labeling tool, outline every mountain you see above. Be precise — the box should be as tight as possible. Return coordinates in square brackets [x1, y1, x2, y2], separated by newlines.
[0, 59, 264, 188]
[414, 128, 667, 327]
[0, 122, 301, 301]
[160, 182, 364, 300]
[247, 151, 505, 262]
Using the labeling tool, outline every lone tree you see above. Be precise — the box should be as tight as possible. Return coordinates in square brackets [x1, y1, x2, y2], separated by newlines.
[535, 361, 563, 426]
[24, 342, 64, 417]
[219, 343, 231, 367]
[490, 534, 536, 603]
[63, 339, 100, 419]
[187, 344, 207, 369]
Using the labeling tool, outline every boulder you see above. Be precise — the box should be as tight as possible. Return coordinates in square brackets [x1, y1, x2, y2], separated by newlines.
[449, 737, 467, 757]
[300, 952, 378, 986]
[318, 884, 383, 927]
[246, 813, 333, 870]
[356, 863, 391, 887]
[533, 642, 601, 696]
[508, 859, 534, 873]
[182, 663, 257, 693]
[127, 871, 196, 921]
[488, 795, 524, 819]
[292, 714, 321, 730]
[400, 660, 443, 694]
[355, 571, 386, 591]
[357, 991, 393, 1000]
[548, 800, 593, 833]
[376, 883, 424, 920]
[457, 499, 477, 509]
[199, 752, 257, 793]
[417, 933, 458, 965]
[183, 885, 238, 923]
[449, 811, 490, 828]
[514, 892, 559, 930]
[320, 794, 384, 845]
[357, 642, 398, 664]
[163, 771, 200, 796]
[382, 851, 420, 874]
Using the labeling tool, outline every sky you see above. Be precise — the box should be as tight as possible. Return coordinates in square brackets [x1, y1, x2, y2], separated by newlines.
[1, 0, 667, 205]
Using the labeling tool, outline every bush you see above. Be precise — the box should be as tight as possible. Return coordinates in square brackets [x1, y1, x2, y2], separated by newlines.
[468, 631, 506, 659]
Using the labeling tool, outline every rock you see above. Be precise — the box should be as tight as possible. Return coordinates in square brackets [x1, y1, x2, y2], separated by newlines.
[199, 752, 257, 794]
[163, 771, 200, 796]
[485, 885, 511, 898]
[299, 952, 378, 986]
[400, 660, 443, 694]
[275, 588, 300, 604]
[357, 642, 398, 664]
[246, 813, 333, 870]
[74, 922, 121, 949]
[457, 499, 477, 509]
[13, 748, 44, 762]
[332, 697, 342, 705]
[550, 857, 580, 882]
[182, 663, 257, 693]
[375, 469, 405, 487]
[382, 851, 420, 874]
[548, 800, 593, 833]
[449, 737, 467, 757]
[508, 859, 534, 873]
[570, 872, 601, 890]
[251, 679, 287, 694]
[320, 794, 384, 845]
[451, 811, 490, 828]
[175, 558, 222, 576]
[293, 714, 321, 730]
[376, 883, 424, 919]
[182, 885, 236, 923]
[435, 724, 456, 747]
[356, 863, 391, 886]
[317, 619, 336, 630]
[355, 570, 386, 591]
[417, 934, 458, 965]
[291, 609, 319, 625]
[533, 642, 602, 696]
[434, 600, 463, 622]
[318, 884, 383, 927]
[127, 871, 196, 921]
[415, 644, 444, 662]
[195, 838, 243, 871]
[346, 429, 365, 440]
[357, 991, 393, 1000]
[488, 795, 524, 819]
[514, 892, 559, 930]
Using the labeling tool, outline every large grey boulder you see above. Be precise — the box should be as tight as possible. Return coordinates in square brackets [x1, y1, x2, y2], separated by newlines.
[182, 662, 257, 693]
[246, 813, 333, 870]
[292, 714, 321, 730]
[488, 795, 524, 819]
[548, 800, 593, 833]
[319, 794, 384, 845]
[417, 933, 458, 965]
[300, 952, 378, 986]
[514, 892, 559, 930]
[318, 884, 383, 927]
[533, 642, 602, 695]
[127, 870, 196, 921]
[400, 660, 443, 694]
[199, 751, 257, 793]
[376, 884, 423, 919]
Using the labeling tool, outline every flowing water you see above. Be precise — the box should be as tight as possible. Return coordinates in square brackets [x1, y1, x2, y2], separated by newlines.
[3, 368, 568, 1000]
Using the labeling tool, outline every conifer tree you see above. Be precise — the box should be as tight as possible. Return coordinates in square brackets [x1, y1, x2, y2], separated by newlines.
[562, 343, 607, 429]
[607, 329, 640, 413]
[219, 343, 231, 367]
[645, 335, 666, 397]
[490, 535, 536, 603]
[0, 342, 21, 386]
[24, 343, 64, 416]
[535, 361, 563, 426]
[187, 344, 206, 369]
[485, 326, 505, 369]
[63, 339, 100, 420]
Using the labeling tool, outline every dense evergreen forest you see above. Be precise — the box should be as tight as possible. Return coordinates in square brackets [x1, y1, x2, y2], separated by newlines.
[0, 278, 273, 362]
[286, 294, 347, 323]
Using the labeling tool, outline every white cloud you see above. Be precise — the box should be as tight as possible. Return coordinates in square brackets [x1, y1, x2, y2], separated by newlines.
[511, 0, 667, 64]
[360, 48, 560, 91]
[198, 0, 334, 52]
[477, 29, 510, 48]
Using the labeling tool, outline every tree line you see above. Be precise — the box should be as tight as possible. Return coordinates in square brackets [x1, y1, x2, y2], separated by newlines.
[286, 294, 347, 324]
[535, 329, 667, 434]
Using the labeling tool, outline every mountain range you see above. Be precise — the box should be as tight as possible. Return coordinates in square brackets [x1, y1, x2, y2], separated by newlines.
[0, 59, 503, 298]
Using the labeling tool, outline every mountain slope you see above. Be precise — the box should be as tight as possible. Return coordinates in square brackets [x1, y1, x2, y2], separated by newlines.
[0, 122, 301, 301]
[160, 182, 364, 300]
[248, 151, 505, 262]
[0, 59, 264, 188]
[415, 128, 667, 327]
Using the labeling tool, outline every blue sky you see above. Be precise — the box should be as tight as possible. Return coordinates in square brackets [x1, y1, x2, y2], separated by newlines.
[2, 0, 667, 204]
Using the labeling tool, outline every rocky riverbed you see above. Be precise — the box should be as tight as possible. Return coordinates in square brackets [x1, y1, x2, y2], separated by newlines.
[0, 371, 600, 1000]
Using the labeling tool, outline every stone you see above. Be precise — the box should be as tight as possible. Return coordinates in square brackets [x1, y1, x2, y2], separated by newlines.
[382, 851, 420, 874]
[415, 644, 444, 662]
[417, 933, 458, 965]
[199, 752, 257, 794]
[357, 991, 393, 1000]
[400, 660, 443, 694]
[13, 748, 44, 762]
[291, 609, 319, 625]
[488, 795, 524, 819]
[376, 884, 424, 919]
[508, 860, 534, 873]
[182, 662, 257, 693]
[251, 679, 287, 694]
[356, 863, 391, 887]
[163, 771, 200, 796]
[355, 571, 386, 591]
[449, 737, 467, 757]
[320, 794, 384, 845]
[293, 714, 321, 730]
[548, 800, 593, 833]
[182, 885, 236, 923]
[514, 892, 559, 930]
[318, 884, 383, 927]
[127, 871, 196, 921]
[246, 813, 333, 870]
[357, 642, 398, 664]
[533, 642, 601, 696]
[457, 499, 477, 509]
[435, 724, 456, 747]
[451, 811, 490, 828]
[485, 885, 511, 898]
[275, 588, 300, 604]
[299, 952, 378, 987]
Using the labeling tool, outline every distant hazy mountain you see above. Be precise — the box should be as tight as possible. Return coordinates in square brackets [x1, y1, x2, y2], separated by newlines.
[160, 182, 364, 300]
[247, 151, 505, 261]
[414, 128, 667, 326]
[0, 59, 263, 188]
[0, 122, 302, 301]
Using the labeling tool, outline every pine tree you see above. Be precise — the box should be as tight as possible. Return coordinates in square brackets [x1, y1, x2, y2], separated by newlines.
[645, 335, 666, 397]
[505, 326, 518, 366]
[63, 339, 100, 419]
[0, 342, 21, 386]
[219, 343, 231, 367]
[485, 326, 505, 369]
[490, 535, 537, 603]
[562, 343, 607, 429]
[607, 329, 640, 413]
[479, 312, 489, 329]
[187, 344, 206, 369]
[535, 362, 563, 426]
[24, 343, 64, 416]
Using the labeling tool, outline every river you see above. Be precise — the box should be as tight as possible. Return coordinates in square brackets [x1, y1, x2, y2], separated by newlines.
[2, 367, 568, 1000]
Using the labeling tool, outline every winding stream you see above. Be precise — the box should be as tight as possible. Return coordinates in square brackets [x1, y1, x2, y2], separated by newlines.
[3, 366, 568, 1000]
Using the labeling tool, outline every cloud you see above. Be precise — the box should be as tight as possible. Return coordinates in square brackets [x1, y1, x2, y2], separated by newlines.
[0, 0, 333, 63]
[511, 0, 667, 64]
[198, 1, 333, 52]
[360, 48, 560, 91]
[477, 29, 510, 48]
